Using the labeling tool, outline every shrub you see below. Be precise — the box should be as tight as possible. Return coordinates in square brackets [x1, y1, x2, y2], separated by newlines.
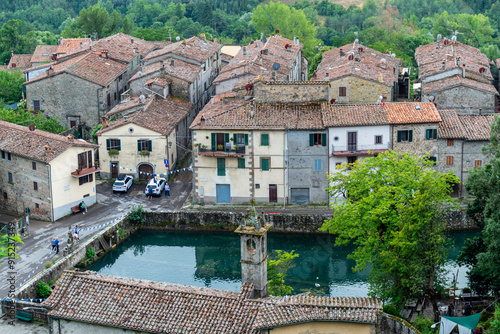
[86, 248, 95, 259]
[412, 315, 436, 334]
[383, 304, 401, 316]
[462, 287, 472, 293]
[36, 281, 51, 298]
[128, 205, 144, 225]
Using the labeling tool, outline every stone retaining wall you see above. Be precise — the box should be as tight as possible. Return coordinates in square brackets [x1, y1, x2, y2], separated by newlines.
[377, 312, 422, 334]
[1, 300, 49, 323]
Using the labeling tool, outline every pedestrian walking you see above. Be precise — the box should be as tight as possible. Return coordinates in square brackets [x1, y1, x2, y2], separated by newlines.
[81, 201, 86, 214]
[51, 237, 56, 252]
[74, 225, 80, 241]
[147, 187, 153, 200]
[165, 183, 170, 197]
[55, 237, 60, 254]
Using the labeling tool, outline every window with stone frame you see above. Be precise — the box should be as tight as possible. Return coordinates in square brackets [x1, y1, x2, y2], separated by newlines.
[339, 87, 347, 97]
[447, 139, 454, 146]
[475, 160, 482, 169]
[32, 162, 36, 170]
[446, 156, 454, 165]
[106, 139, 121, 151]
[425, 129, 438, 140]
[137, 139, 152, 152]
[33, 100, 40, 111]
[33, 181, 38, 191]
[8, 172, 13, 183]
[397, 130, 413, 142]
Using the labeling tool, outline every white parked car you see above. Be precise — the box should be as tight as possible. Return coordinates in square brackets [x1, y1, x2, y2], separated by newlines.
[113, 175, 134, 193]
[144, 177, 166, 196]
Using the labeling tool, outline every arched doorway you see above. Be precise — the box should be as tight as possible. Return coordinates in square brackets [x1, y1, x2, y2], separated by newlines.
[138, 164, 153, 181]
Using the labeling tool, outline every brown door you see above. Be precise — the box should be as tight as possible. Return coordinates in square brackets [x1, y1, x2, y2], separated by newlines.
[348, 132, 357, 151]
[70, 120, 77, 128]
[269, 184, 277, 203]
[111, 162, 119, 178]
[216, 133, 225, 151]
[138, 164, 153, 181]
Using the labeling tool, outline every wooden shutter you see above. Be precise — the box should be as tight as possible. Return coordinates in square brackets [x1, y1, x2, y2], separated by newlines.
[117, 139, 121, 151]
[217, 158, 225, 176]
[447, 139, 454, 146]
[446, 156, 453, 165]
[408, 130, 413, 142]
[261, 134, 269, 146]
[397, 131, 402, 142]
[426, 129, 431, 140]
[137, 140, 142, 152]
[475, 160, 482, 169]
[147, 140, 152, 151]
[309, 134, 314, 146]
[89, 174, 93, 182]
[261, 158, 269, 171]
[79, 177, 83, 186]
[106, 139, 111, 150]
[233, 134, 237, 144]
[87, 151, 92, 168]
[244, 134, 248, 145]
[211, 133, 216, 152]
[433, 129, 438, 139]
[224, 133, 229, 143]
[322, 133, 327, 146]
[238, 158, 245, 169]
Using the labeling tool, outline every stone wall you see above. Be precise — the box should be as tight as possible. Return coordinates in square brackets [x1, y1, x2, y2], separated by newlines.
[377, 313, 421, 334]
[168, 75, 191, 102]
[422, 85, 496, 114]
[0, 153, 51, 220]
[1, 300, 50, 323]
[253, 82, 330, 104]
[392, 123, 439, 156]
[329, 76, 393, 104]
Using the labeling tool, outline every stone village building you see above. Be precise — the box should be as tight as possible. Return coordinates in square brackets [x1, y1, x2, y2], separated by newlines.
[29, 37, 92, 67]
[213, 35, 308, 95]
[97, 95, 193, 180]
[190, 81, 331, 205]
[416, 38, 498, 113]
[437, 109, 495, 196]
[24, 33, 160, 128]
[313, 43, 404, 103]
[0, 121, 98, 221]
[43, 208, 382, 334]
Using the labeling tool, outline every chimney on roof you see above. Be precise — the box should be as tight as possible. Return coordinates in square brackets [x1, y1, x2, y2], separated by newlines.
[263, 49, 269, 55]
[340, 49, 345, 57]
[296, 38, 299, 45]
[325, 72, 329, 77]
[250, 104, 254, 118]
[442, 61, 445, 70]
[211, 97, 214, 104]
[102, 50, 108, 59]
[51, 53, 57, 61]
[200, 33, 206, 40]
[131, 39, 134, 44]
[58, 37, 63, 45]
[243, 46, 247, 55]
[47, 66, 54, 76]
[272, 71, 276, 80]
[11, 50, 14, 57]
[67, 134, 74, 141]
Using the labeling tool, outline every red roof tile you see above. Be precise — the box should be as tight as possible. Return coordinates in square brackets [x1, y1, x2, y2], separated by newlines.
[30, 45, 58, 63]
[130, 58, 200, 83]
[438, 110, 466, 139]
[144, 36, 222, 64]
[458, 114, 495, 141]
[7, 54, 32, 70]
[0, 121, 96, 163]
[44, 271, 382, 333]
[422, 75, 498, 95]
[56, 38, 91, 54]
[321, 104, 389, 127]
[314, 43, 401, 85]
[384, 102, 442, 124]
[99, 95, 192, 136]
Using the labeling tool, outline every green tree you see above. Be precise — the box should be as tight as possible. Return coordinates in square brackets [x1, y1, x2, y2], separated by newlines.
[0, 234, 23, 264]
[0, 108, 67, 134]
[268, 250, 299, 296]
[0, 19, 36, 64]
[122, 16, 133, 34]
[0, 70, 25, 104]
[252, 1, 319, 58]
[77, 4, 109, 39]
[320, 151, 459, 309]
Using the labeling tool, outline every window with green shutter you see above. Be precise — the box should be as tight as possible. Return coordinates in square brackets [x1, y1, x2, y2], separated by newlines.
[131, 61, 133, 69]
[310, 133, 324, 146]
[217, 158, 225, 176]
[426, 129, 438, 140]
[238, 158, 245, 169]
[211, 133, 216, 151]
[261, 134, 269, 146]
[261, 158, 270, 171]
[137, 140, 152, 152]
[106, 139, 121, 151]
[397, 130, 413, 142]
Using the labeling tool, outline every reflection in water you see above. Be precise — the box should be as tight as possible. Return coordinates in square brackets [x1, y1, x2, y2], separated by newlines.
[88, 229, 477, 297]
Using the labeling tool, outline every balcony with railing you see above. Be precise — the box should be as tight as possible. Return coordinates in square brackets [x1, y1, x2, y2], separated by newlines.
[71, 164, 102, 177]
[331, 143, 390, 157]
[198, 143, 246, 157]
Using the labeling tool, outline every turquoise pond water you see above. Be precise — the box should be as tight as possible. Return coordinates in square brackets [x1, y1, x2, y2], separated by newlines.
[88, 229, 478, 297]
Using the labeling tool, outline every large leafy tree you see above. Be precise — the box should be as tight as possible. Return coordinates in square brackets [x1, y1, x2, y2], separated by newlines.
[0, 69, 25, 104]
[0, 19, 36, 65]
[268, 250, 299, 296]
[251, 1, 319, 58]
[459, 115, 500, 298]
[77, 4, 110, 39]
[320, 151, 459, 309]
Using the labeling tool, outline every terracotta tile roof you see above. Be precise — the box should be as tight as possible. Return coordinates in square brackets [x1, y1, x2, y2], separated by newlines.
[458, 114, 495, 141]
[56, 38, 91, 54]
[384, 102, 442, 124]
[7, 54, 32, 70]
[25, 52, 128, 87]
[92, 33, 158, 63]
[144, 76, 170, 88]
[130, 58, 200, 83]
[99, 95, 192, 136]
[144, 36, 222, 64]
[30, 45, 58, 63]
[415, 41, 492, 80]
[422, 75, 498, 95]
[321, 104, 389, 127]
[0, 121, 96, 163]
[214, 35, 303, 85]
[191, 98, 324, 130]
[44, 271, 382, 333]
[104, 95, 154, 117]
[438, 110, 466, 139]
[314, 43, 401, 85]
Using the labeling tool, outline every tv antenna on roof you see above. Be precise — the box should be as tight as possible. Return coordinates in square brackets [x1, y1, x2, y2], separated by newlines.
[272, 62, 280, 70]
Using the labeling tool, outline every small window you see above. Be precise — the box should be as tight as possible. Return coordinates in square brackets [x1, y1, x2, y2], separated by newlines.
[339, 87, 347, 97]
[429, 156, 437, 166]
[33, 100, 41, 111]
[78, 174, 93, 186]
[475, 160, 482, 169]
[35, 203, 39, 209]
[3, 192, 7, 199]
[261, 134, 269, 146]
[313, 159, 322, 172]
[447, 139, 454, 146]
[32, 162, 37, 170]
[238, 158, 245, 169]
[217, 158, 226, 176]
[446, 156, 454, 165]
[106, 138, 121, 151]
[425, 129, 438, 140]
[114, 92, 117, 101]
[375, 135, 383, 144]
[118, 75, 123, 81]
[335, 162, 342, 167]
[347, 156, 357, 170]
[256, 184, 260, 189]
[261, 158, 270, 171]
[33, 181, 38, 191]
[235, 134, 247, 146]
[8, 172, 13, 183]
[7, 153, 11, 161]
[1, 151, 4, 159]
[309, 133, 326, 146]
[397, 130, 413, 142]
[137, 139, 152, 152]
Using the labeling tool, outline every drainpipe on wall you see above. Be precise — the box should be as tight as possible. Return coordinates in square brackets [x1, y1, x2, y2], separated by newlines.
[166, 135, 170, 176]
[96, 87, 103, 125]
[283, 130, 288, 208]
[460, 140, 465, 198]
[47, 164, 54, 222]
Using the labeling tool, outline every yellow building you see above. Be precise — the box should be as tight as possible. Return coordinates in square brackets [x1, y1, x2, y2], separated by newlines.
[97, 95, 193, 180]
[0, 121, 98, 221]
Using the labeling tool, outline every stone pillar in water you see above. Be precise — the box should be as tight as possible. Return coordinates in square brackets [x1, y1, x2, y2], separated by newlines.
[234, 200, 270, 298]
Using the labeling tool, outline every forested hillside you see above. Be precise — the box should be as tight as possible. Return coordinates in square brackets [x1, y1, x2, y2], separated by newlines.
[1, 0, 500, 73]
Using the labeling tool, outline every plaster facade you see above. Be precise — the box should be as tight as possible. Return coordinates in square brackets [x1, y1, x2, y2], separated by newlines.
[98, 124, 176, 179]
[267, 321, 375, 334]
[287, 130, 329, 204]
[329, 76, 393, 104]
[422, 86, 496, 114]
[215, 74, 254, 95]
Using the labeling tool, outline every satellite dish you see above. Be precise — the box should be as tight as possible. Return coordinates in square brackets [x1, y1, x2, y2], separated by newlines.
[139, 94, 145, 102]
[381, 58, 387, 63]
[330, 99, 335, 104]
[272, 63, 280, 70]
[391, 53, 396, 57]
[451, 35, 457, 42]
[29, 125, 36, 131]
[176, 36, 180, 41]
[245, 84, 253, 91]
[262, 38, 267, 43]
[479, 67, 486, 73]
[12, 63, 16, 68]
[138, 71, 143, 77]
[354, 38, 359, 43]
